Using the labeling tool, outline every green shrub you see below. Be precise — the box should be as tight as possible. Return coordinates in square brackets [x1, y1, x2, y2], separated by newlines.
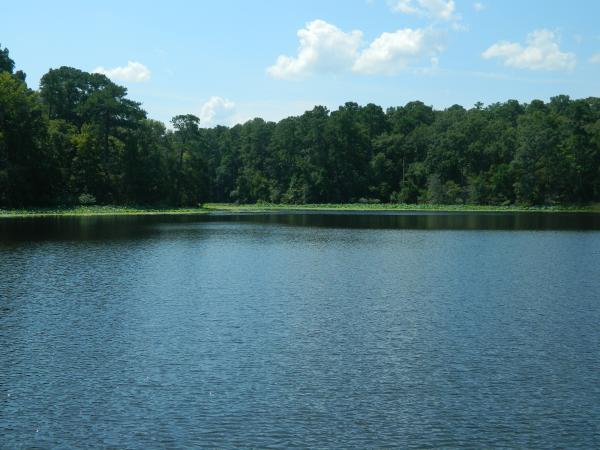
[78, 193, 96, 205]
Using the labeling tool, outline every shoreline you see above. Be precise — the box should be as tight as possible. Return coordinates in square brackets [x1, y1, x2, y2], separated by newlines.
[1, 203, 599, 218]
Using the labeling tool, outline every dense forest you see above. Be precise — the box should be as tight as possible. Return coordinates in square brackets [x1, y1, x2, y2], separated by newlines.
[2, 44, 600, 208]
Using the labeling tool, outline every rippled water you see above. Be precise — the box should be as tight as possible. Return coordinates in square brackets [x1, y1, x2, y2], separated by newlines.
[1, 212, 600, 448]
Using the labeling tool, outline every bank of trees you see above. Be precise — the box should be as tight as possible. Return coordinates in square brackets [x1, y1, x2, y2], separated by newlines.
[1, 45, 600, 207]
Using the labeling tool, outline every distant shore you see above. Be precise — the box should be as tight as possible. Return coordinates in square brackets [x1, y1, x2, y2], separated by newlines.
[1, 203, 599, 218]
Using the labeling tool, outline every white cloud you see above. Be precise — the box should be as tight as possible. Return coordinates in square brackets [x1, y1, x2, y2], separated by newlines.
[482, 29, 576, 71]
[590, 53, 600, 64]
[268, 19, 444, 78]
[198, 96, 236, 126]
[93, 61, 151, 83]
[388, 0, 456, 20]
[266, 20, 363, 80]
[473, 2, 484, 12]
[353, 28, 444, 74]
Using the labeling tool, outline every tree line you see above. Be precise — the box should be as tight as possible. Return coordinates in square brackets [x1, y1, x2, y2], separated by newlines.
[2, 44, 600, 208]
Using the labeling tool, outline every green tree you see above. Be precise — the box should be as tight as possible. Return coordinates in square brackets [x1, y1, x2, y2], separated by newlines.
[170, 114, 208, 205]
[0, 72, 52, 206]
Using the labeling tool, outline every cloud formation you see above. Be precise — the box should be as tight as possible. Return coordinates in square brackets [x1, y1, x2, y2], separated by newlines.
[267, 20, 363, 79]
[354, 28, 444, 74]
[388, 0, 456, 21]
[267, 20, 443, 79]
[94, 61, 151, 83]
[590, 53, 600, 64]
[482, 29, 576, 71]
[473, 2, 484, 12]
[199, 96, 236, 126]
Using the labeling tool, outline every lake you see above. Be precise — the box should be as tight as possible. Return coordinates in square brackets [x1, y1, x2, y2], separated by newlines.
[1, 212, 600, 448]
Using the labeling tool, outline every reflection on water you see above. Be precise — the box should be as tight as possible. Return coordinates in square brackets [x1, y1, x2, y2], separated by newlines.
[1, 211, 600, 244]
[1, 213, 600, 448]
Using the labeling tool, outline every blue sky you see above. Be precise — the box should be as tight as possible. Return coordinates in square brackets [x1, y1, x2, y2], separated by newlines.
[4, 0, 600, 126]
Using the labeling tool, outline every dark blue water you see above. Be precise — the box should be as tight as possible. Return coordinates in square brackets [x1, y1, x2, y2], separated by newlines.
[1, 213, 600, 448]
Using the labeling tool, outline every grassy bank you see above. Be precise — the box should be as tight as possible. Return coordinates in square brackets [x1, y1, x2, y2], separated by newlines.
[206, 202, 600, 213]
[0, 205, 211, 218]
[1, 202, 600, 218]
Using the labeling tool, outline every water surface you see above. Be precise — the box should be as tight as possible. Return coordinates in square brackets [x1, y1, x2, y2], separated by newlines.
[1, 212, 600, 448]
